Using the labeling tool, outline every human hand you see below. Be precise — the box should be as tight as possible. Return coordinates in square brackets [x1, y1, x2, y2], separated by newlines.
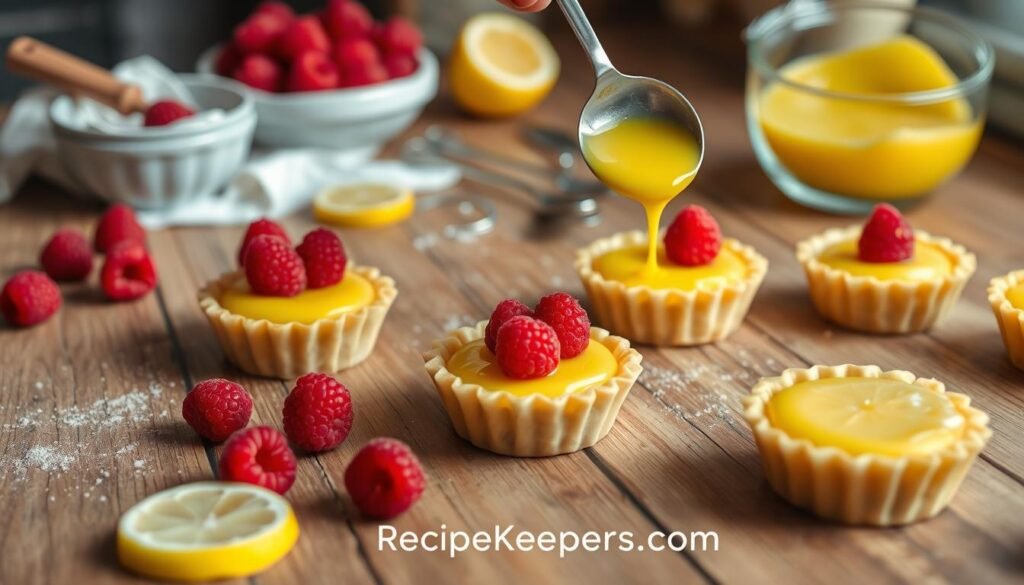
[497, 0, 551, 12]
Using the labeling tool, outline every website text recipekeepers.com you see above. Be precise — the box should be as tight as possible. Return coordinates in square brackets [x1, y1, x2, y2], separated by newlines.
[378, 525, 720, 559]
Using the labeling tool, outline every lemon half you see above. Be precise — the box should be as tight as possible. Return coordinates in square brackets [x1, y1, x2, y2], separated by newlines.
[314, 183, 415, 228]
[117, 482, 299, 582]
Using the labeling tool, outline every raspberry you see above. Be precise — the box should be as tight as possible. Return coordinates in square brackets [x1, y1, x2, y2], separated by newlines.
[1, 271, 61, 328]
[143, 100, 195, 127]
[282, 373, 353, 453]
[858, 203, 914, 263]
[101, 241, 158, 301]
[254, 1, 294, 24]
[182, 379, 253, 442]
[244, 235, 306, 297]
[233, 13, 287, 54]
[323, 0, 373, 40]
[233, 54, 284, 92]
[214, 42, 244, 77]
[382, 52, 417, 79]
[344, 438, 425, 519]
[295, 228, 347, 288]
[342, 61, 388, 87]
[494, 316, 560, 379]
[276, 16, 330, 61]
[534, 292, 590, 358]
[286, 51, 339, 92]
[374, 17, 422, 56]
[40, 229, 93, 281]
[94, 203, 146, 253]
[219, 426, 297, 495]
[664, 204, 721, 267]
[333, 38, 380, 72]
[484, 299, 532, 353]
[238, 218, 290, 266]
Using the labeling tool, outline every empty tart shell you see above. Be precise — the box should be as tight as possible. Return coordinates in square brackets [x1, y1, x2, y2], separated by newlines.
[988, 270, 1024, 370]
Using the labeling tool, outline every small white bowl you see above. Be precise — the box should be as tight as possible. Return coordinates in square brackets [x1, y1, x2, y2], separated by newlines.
[196, 46, 438, 152]
[50, 75, 256, 209]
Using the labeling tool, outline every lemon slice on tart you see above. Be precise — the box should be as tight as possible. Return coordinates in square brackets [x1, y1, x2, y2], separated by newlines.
[313, 183, 415, 228]
[117, 482, 299, 582]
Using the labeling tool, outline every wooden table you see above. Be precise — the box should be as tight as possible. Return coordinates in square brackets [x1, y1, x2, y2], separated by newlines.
[2, 21, 1022, 585]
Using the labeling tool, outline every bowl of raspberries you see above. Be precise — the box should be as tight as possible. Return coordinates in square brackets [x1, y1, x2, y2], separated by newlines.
[197, 0, 437, 151]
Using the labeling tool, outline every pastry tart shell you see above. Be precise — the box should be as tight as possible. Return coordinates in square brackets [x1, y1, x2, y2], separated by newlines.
[988, 270, 1024, 370]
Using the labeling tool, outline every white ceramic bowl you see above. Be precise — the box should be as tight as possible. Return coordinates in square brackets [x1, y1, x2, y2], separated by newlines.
[196, 46, 438, 152]
[50, 75, 256, 209]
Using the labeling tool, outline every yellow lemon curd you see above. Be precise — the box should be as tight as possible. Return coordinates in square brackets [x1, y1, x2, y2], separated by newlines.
[582, 117, 702, 279]
[817, 238, 953, 281]
[1006, 282, 1024, 310]
[759, 36, 982, 200]
[593, 244, 746, 290]
[220, 272, 375, 324]
[446, 339, 618, 399]
[767, 377, 965, 457]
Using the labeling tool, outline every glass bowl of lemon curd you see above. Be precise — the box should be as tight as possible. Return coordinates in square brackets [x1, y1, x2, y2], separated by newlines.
[745, 1, 994, 214]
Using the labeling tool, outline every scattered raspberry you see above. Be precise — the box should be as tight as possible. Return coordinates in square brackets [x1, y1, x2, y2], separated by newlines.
[182, 379, 253, 442]
[1, 271, 61, 328]
[233, 54, 284, 92]
[324, 0, 373, 40]
[342, 61, 388, 87]
[100, 241, 158, 301]
[219, 426, 297, 495]
[858, 203, 915, 263]
[484, 298, 532, 353]
[244, 235, 306, 297]
[214, 42, 244, 77]
[374, 17, 422, 56]
[40, 229, 93, 281]
[494, 316, 560, 379]
[94, 203, 146, 254]
[254, 0, 295, 25]
[276, 16, 331, 61]
[382, 52, 417, 79]
[238, 218, 290, 266]
[143, 100, 195, 127]
[286, 51, 340, 92]
[283, 373, 353, 453]
[295, 228, 347, 288]
[233, 13, 288, 54]
[344, 438, 425, 519]
[333, 37, 379, 72]
[664, 204, 721, 267]
[533, 292, 590, 358]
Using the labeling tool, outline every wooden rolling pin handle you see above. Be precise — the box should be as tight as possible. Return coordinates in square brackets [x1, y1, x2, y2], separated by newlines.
[6, 36, 147, 115]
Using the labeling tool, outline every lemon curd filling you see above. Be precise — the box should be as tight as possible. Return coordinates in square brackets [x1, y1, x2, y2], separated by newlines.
[817, 239, 954, 281]
[767, 377, 965, 457]
[219, 272, 375, 325]
[446, 339, 618, 399]
[1006, 282, 1024, 310]
[593, 244, 747, 290]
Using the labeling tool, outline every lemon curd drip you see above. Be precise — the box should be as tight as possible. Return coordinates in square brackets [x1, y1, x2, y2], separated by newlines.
[593, 244, 746, 290]
[767, 377, 965, 457]
[582, 117, 701, 278]
[446, 339, 618, 399]
[220, 272, 375, 325]
[1006, 282, 1024, 310]
[817, 239, 953, 281]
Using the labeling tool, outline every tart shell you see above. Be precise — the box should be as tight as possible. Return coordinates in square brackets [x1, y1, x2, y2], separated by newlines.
[423, 322, 643, 457]
[988, 270, 1024, 370]
[742, 364, 991, 526]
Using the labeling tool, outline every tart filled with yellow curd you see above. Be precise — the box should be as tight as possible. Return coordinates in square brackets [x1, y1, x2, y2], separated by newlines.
[743, 364, 991, 526]
[988, 270, 1024, 370]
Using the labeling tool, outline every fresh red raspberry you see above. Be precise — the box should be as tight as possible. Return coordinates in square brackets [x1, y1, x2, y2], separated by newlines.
[286, 51, 340, 92]
[143, 100, 195, 127]
[382, 52, 417, 79]
[494, 316, 560, 379]
[664, 204, 721, 267]
[282, 373, 353, 452]
[533, 292, 590, 358]
[342, 61, 388, 87]
[214, 42, 244, 77]
[233, 13, 288, 54]
[182, 379, 253, 442]
[333, 37, 379, 72]
[374, 17, 422, 56]
[858, 203, 915, 263]
[484, 298, 532, 353]
[244, 235, 306, 296]
[276, 16, 330, 61]
[94, 203, 146, 253]
[238, 218, 290, 266]
[40, 229, 93, 281]
[219, 426, 297, 495]
[1, 271, 61, 328]
[295, 228, 347, 288]
[101, 241, 158, 301]
[233, 54, 284, 92]
[344, 438, 425, 519]
[323, 0, 373, 40]
[254, 0, 294, 24]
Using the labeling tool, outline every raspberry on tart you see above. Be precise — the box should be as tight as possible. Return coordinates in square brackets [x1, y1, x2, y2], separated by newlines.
[282, 373, 353, 452]
[295, 228, 348, 289]
[484, 298, 532, 353]
[495, 315, 561, 379]
[344, 438, 425, 519]
[182, 379, 253, 442]
[858, 203, 914, 263]
[664, 204, 721, 267]
[534, 291, 590, 358]
[219, 426, 297, 495]
[244, 235, 307, 297]
[238, 218, 290, 266]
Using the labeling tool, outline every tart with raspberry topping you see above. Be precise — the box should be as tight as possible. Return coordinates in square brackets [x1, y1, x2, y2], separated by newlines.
[423, 293, 642, 457]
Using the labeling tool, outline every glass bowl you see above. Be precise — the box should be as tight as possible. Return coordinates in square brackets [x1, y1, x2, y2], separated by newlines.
[745, 1, 994, 214]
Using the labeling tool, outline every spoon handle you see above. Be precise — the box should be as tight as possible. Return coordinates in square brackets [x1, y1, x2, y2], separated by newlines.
[554, 0, 615, 77]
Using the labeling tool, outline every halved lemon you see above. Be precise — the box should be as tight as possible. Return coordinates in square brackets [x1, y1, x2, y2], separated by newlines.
[117, 482, 299, 582]
[313, 183, 415, 228]
[450, 12, 560, 117]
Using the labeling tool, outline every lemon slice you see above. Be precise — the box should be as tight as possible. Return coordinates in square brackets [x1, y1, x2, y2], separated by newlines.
[313, 183, 415, 228]
[117, 482, 299, 582]
[450, 12, 559, 117]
